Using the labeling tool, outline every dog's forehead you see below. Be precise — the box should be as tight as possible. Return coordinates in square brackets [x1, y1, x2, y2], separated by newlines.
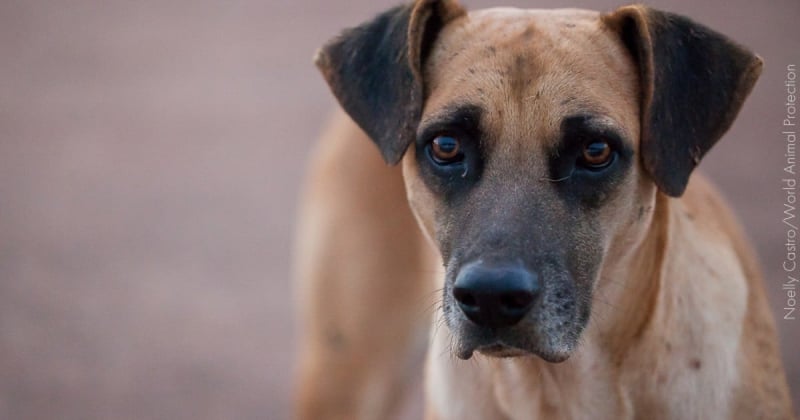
[422, 7, 640, 151]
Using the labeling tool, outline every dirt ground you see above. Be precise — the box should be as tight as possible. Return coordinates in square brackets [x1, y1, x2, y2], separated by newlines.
[0, 0, 797, 418]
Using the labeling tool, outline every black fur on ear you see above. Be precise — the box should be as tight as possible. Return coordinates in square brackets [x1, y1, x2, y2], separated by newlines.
[604, 6, 763, 197]
[314, 0, 466, 165]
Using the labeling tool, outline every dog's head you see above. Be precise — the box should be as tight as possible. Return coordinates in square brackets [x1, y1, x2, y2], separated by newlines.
[315, 1, 761, 361]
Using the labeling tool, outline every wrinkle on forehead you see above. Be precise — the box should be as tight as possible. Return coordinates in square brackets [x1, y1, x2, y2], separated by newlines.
[421, 7, 641, 157]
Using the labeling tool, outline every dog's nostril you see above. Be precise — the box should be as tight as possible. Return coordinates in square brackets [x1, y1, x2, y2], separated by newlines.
[500, 291, 535, 310]
[453, 288, 478, 308]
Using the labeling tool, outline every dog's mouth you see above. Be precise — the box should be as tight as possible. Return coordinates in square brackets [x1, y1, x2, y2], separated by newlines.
[472, 343, 529, 359]
[451, 327, 574, 361]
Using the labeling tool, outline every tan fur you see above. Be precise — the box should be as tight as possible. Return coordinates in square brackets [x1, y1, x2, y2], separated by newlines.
[293, 111, 440, 419]
[295, 5, 794, 420]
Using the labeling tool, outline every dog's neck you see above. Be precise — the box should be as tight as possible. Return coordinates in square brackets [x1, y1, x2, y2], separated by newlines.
[591, 191, 674, 364]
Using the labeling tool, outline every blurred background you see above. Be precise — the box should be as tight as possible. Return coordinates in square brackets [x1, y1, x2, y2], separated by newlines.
[0, 0, 796, 418]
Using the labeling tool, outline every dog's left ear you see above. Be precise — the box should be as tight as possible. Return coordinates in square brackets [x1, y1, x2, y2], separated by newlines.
[315, 0, 466, 165]
[604, 6, 763, 197]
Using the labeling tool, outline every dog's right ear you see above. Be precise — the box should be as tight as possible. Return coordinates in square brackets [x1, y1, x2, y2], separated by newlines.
[314, 0, 466, 165]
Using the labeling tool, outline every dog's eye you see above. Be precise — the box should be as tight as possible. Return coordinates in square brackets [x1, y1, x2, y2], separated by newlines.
[430, 136, 463, 164]
[579, 140, 613, 169]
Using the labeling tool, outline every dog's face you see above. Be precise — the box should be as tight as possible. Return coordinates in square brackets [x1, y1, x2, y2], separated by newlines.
[316, 1, 761, 361]
[402, 9, 650, 361]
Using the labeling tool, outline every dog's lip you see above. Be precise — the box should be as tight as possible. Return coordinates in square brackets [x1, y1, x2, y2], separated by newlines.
[477, 343, 529, 358]
[455, 333, 573, 362]
[456, 340, 530, 360]
[457, 341, 571, 363]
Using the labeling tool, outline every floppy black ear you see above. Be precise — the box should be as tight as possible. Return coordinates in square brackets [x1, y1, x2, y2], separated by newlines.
[314, 0, 466, 165]
[604, 6, 763, 197]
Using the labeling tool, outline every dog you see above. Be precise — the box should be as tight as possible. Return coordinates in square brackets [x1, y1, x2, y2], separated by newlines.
[294, 1, 795, 419]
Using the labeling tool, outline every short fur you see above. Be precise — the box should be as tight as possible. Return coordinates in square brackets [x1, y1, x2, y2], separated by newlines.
[295, 2, 794, 419]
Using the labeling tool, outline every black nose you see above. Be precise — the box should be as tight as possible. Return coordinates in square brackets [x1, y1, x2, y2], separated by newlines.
[452, 262, 540, 328]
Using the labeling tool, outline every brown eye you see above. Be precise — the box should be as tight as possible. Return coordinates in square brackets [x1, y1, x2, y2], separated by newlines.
[580, 140, 613, 168]
[431, 136, 462, 163]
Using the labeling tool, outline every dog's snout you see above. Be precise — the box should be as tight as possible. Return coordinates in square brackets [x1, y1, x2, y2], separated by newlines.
[453, 263, 540, 328]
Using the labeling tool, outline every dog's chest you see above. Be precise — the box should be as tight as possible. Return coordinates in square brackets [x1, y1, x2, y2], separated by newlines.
[491, 353, 628, 420]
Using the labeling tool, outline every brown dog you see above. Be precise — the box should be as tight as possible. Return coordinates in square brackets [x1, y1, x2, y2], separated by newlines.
[294, 1, 795, 419]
